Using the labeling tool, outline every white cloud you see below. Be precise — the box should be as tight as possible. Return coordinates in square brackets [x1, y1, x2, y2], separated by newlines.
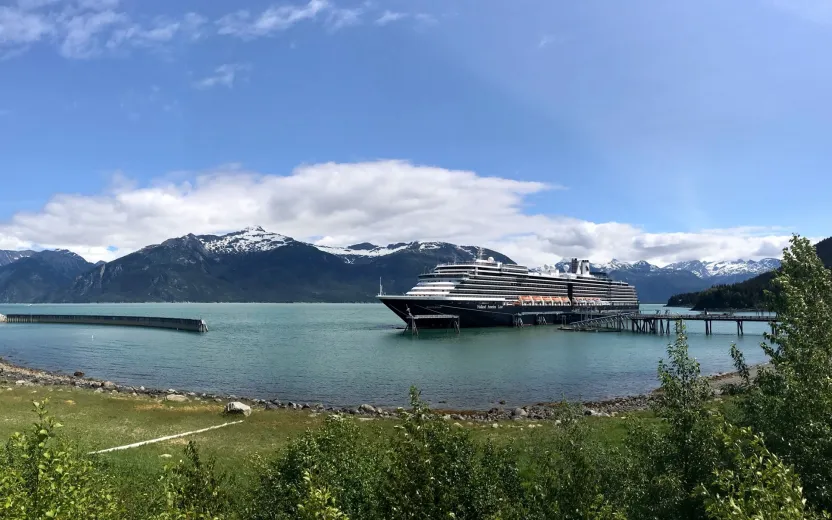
[106, 12, 205, 51]
[0, 160, 795, 265]
[193, 63, 250, 89]
[0, 5, 54, 47]
[1, 1, 206, 59]
[3, 1, 437, 59]
[375, 10, 406, 26]
[373, 10, 435, 27]
[59, 8, 126, 58]
[216, 0, 329, 38]
[327, 7, 362, 31]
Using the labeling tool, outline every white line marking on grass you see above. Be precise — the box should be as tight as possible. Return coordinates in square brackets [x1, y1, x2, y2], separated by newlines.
[88, 420, 244, 455]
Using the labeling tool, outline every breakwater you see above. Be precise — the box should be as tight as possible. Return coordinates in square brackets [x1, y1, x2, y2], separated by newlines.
[1, 314, 207, 333]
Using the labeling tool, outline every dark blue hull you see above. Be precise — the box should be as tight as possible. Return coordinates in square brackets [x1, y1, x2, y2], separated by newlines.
[379, 297, 637, 328]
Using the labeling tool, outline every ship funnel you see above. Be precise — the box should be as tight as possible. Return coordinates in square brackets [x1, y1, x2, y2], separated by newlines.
[570, 258, 579, 274]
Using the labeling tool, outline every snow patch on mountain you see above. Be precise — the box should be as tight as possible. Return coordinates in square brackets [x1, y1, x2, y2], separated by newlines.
[314, 242, 411, 258]
[547, 258, 781, 278]
[199, 226, 293, 254]
[664, 258, 781, 278]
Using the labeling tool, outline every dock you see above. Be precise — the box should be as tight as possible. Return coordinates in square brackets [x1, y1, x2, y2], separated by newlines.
[560, 312, 777, 336]
[0, 314, 208, 333]
[404, 314, 460, 335]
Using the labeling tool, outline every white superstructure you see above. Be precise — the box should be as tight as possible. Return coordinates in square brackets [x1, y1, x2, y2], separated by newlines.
[394, 256, 639, 308]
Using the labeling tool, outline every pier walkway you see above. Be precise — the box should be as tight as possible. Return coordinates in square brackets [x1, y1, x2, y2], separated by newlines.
[560, 312, 777, 336]
[1, 314, 208, 333]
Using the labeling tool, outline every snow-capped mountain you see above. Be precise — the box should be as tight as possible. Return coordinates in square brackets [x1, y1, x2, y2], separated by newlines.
[195, 227, 497, 266]
[546, 256, 781, 303]
[663, 258, 781, 278]
[314, 240, 498, 264]
[0, 226, 785, 304]
[198, 226, 294, 254]
[553, 258, 780, 279]
[314, 242, 411, 260]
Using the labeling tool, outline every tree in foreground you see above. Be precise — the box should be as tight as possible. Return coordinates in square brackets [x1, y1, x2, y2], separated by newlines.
[733, 235, 832, 511]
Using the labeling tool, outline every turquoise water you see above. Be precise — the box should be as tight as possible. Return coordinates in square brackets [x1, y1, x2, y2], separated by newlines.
[0, 303, 770, 409]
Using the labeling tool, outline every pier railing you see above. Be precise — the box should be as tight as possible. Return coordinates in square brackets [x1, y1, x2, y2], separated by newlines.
[560, 312, 777, 336]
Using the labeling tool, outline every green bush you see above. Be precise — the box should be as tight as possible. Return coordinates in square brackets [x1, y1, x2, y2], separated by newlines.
[154, 441, 234, 520]
[380, 387, 527, 519]
[248, 412, 383, 519]
[699, 422, 816, 520]
[734, 236, 832, 511]
[0, 400, 122, 520]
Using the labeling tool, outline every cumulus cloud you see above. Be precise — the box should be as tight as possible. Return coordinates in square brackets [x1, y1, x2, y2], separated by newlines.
[0, 160, 795, 265]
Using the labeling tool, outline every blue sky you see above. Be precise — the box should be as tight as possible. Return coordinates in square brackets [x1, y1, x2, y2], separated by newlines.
[0, 0, 830, 265]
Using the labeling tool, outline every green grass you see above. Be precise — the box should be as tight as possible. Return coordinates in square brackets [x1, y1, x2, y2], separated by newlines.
[0, 384, 654, 462]
[0, 383, 663, 511]
[0, 383, 671, 518]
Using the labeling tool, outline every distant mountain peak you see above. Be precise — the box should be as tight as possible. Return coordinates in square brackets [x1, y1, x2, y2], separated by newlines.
[0, 250, 36, 268]
[199, 227, 293, 255]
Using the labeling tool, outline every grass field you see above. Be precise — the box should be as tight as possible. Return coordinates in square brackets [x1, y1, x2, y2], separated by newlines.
[0, 382, 663, 517]
[0, 384, 648, 469]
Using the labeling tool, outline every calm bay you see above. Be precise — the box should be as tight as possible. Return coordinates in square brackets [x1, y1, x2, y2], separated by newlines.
[0, 303, 769, 409]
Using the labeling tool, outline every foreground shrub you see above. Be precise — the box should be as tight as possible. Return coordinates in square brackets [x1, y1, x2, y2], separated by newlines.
[249, 412, 383, 519]
[700, 422, 817, 520]
[381, 388, 527, 519]
[0, 400, 122, 520]
[734, 235, 832, 511]
[155, 441, 234, 520]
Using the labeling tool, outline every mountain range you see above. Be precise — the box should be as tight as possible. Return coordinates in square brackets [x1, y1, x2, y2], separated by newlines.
[667, 236, 832, 310]
[548, 258, 780, 304]
[0, 226, 780, 303]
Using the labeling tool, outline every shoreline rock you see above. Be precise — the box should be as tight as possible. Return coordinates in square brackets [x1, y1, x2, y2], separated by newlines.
[0, 358, 755, 422]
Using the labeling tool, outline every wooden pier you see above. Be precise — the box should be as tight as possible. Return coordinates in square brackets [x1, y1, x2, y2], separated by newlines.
[0, 314, 208, 333]
[561, 312, 776, 336]
[404, 314, 460, 335]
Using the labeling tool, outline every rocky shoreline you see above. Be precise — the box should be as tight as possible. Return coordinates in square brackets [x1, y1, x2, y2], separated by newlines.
[0, 359, 754, 422]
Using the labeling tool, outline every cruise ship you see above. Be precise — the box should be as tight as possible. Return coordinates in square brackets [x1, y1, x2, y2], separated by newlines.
[378, 255, 639, 328]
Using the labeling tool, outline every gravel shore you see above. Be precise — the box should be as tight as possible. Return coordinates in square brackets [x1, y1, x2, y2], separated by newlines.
[0, 358, 760, 422]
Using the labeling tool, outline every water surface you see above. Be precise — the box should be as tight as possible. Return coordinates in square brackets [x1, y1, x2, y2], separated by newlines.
[0, 303, 770, 409]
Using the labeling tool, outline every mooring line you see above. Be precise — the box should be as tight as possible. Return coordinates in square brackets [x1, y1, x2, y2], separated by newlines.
[88, 420, 244, 455]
